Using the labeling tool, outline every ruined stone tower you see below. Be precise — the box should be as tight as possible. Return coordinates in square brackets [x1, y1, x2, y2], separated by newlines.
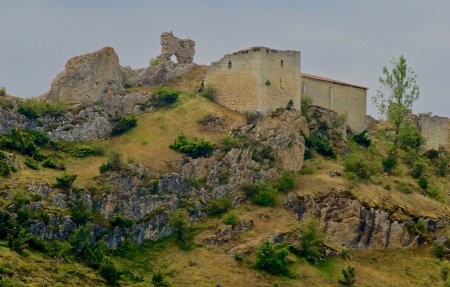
[204, 47, 301, 113]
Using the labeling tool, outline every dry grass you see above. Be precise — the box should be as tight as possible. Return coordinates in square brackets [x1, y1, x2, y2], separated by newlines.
[0, 243, 103, 286]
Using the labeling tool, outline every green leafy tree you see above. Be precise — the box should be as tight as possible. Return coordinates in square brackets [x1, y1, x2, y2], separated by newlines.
[372, 55, 419, 150]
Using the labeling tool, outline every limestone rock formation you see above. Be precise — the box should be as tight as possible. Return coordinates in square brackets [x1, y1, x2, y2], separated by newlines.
[283, 191, 442, 250]
[41, 47, 124, 105]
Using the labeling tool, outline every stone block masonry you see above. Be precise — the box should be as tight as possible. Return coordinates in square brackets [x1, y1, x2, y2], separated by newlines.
[204, 47, 301, 114]
[415, 113, 450, 151]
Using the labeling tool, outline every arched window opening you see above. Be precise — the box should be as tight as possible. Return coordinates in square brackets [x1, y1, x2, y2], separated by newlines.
[228, 60, 232, 69]
[281, 59, 284, 67]
[170, 55, 177, 63]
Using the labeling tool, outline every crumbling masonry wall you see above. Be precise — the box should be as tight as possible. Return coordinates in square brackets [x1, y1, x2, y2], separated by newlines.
[204, 47, 301, 113]
[157, 32, 195, 65]
[414, 113, 450, 151]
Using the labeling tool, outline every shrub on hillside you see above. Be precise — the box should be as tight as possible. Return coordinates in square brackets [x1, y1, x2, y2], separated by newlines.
[169, 133, 216, 158]
[168, 209, 191, 243]
[64, 145, 104, 158]
[398, 123, 425, 152]
[99, 257, 121, 286]
[99, 152, 122, 173]
[24, 157, 40, 170]
[301, 96, 313, 120]
[251, 184, 278, 206]
[55, 173, 77, 189]
[352, 130, 371, 147]
[0, 86, 6, 96]
[305, 135, 336, 159]
[290, 219, 325, 264]
[0, 129, 48, 156]
[338, 265, 357, 287]
[410, 159, 427, 179]
[18, 99, 67, 119]
[150, 87, 180, 108]
[255, 241, 290, 275]
[344, 154, 377, 179]
[223, 211, 240, 226]
[207, 197, 232, 216]
[436, 151, 449, 177]
[273, 172, 296, 193]
[418, 177, 428, 190]
[381, 156, 397, 174]
[152, 271, 170, 287]
[111, 115, 137, 136]
[199, 85, 217, 101]
[0, 151, 17, 176]
[427, 185, 445, 203]
[220, 135, 255, 153]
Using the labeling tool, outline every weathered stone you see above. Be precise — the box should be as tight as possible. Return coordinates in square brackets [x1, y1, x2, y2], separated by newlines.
[41, 47, 124, 105]
[157, 31, 195, 65]
[284, 191, 425, 250]
[203, 219, 253, 246]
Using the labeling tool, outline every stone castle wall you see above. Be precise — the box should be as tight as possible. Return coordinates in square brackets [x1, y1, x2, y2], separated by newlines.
[415, 113, 450, 151]
[301, 75, 367, 132]
[204, 47, 301, 113]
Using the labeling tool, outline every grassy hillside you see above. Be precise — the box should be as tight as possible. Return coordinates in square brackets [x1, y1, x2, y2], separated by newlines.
[0, 66, 449, 287]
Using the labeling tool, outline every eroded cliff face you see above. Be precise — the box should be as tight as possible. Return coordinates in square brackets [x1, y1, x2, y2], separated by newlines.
[284, 191, 443, 250]
[41, 47, 124, 105]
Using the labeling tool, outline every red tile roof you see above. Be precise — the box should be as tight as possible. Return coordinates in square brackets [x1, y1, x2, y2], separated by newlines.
[301, 73, 368, 90]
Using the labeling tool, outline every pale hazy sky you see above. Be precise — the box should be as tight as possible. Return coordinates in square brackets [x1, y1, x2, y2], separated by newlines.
[0, 0, 449, 117]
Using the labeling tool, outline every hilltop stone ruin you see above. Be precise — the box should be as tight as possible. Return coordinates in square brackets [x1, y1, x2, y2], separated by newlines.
[156, 31, 195, 65]
[41, 47, 124, 105]
[40, 32, 196, 105]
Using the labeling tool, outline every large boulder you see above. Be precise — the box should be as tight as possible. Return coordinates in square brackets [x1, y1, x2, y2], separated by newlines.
[41, 47, 124, 105]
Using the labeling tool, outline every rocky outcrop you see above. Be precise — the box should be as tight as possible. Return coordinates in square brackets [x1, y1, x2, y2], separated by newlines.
[41, 47, 124, 105]
[180, 110, 308, 199]
[0, 107, 34, 134]
[39, 107, 112, 141]
[307, 105, 347, 152]
[234, 109, 308, 171]
[203, 219, 254, 246]
[284, 191, 442, 250]
[123, 60, 196, 87]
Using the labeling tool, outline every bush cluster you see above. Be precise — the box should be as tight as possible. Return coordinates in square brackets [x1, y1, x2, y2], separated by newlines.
[255, 241, 290, 275]
[100, 152, 123, 173]
[0, 151, 17, 176]
[0, 129, 64, 170]
[68, 226, 121, 286]
[169, 133, 216, 158]
[149, 87, 180, 108]
[243, 183, 278, 207]
[305, 135, 336, 159]
[55, 173, 77, 189]
[207, 197, 232, 216]
[344, 154, 378, 180]
[111, 115, 137, 136]
[17, 99, 67, 119]
[223, 211, 240, 226]
[290, 219, 325, 264]
[64, 145, 104, 158]
[352, 130, 371, 147]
